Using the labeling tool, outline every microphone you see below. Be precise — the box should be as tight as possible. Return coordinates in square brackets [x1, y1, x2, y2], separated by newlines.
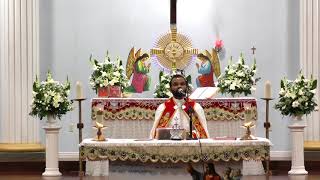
[178, 88, 186, 96]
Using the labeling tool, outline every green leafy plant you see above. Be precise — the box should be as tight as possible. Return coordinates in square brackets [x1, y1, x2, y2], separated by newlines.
[275, 72, 317, 116]
[89, 52, 129, 93]
[217, 53, 259, 96]
[153, 71, 192, 98]
[29, 71, 73, 120]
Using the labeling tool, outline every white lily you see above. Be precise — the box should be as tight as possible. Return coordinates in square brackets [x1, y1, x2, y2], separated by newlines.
[292, 101, 300, 108]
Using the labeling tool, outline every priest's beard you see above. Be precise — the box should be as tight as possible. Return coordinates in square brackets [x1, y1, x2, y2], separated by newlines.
[172, 91, 186, 99]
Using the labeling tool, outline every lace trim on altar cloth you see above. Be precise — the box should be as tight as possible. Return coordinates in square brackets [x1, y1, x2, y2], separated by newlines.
[85, 160, 265, 176]
[80, 138, 271, 163]
[81, 145, 269, 163]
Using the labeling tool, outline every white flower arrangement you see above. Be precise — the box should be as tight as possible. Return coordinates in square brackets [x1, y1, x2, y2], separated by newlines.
[89, 52, 129, 93]
[29, 71, 73, 120]
[153, 71, 172, 98]
[217, 53, 259, 96]
[275, 72, 317, 116]
[153, 71, 192, 98]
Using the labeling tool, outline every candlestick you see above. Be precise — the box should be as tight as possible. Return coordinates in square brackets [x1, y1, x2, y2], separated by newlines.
[261, 97, 274, 175]
[72, 98, 86, 176]
[264, 81, 271, 99]
[244, 107, 252, 122]
[76, 81, 84, 99]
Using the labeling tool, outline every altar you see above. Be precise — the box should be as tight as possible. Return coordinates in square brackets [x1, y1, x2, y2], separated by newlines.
[85, 97, 266, 177]
[81, 138, 271, 176]
[91, 97, 257, 139]
[81, 138, 270, 162]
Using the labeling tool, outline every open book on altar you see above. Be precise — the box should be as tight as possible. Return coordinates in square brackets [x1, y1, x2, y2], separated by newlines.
[189, 87, 220, 99]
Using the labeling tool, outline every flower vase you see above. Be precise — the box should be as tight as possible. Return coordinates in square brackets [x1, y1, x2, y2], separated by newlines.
[46, 115, 58, 127]
[224, 93, 242, 98]
[288, 115, 308, 175]
[233, 93, 242, 98]
[98, 87, 108, 97]
[98, 86, 122, 98]
[108, 86, 122, 98]
[291, 115, 304, 126]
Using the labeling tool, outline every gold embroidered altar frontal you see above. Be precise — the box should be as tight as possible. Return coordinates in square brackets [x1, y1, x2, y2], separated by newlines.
[91, 97, 257, 121]
[80, 138, 270, 163]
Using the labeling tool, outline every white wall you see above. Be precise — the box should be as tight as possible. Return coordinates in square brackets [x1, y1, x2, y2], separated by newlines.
[39, 0, 299, 152]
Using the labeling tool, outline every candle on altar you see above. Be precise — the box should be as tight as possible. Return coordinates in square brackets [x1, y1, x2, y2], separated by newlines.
[264, 81, 271, 99]
[96, 108, 104, 123]
[244, 107, 251, 122]
[76, 81, 84, 99]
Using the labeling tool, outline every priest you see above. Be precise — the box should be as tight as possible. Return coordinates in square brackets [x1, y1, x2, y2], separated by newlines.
[150, 74, 210, 139]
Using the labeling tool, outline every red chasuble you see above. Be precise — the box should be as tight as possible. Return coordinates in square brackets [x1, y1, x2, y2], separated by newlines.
[157, 98, 208, 138]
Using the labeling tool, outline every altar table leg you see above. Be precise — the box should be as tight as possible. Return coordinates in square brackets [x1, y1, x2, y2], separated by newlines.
[79, 146, 84, 176]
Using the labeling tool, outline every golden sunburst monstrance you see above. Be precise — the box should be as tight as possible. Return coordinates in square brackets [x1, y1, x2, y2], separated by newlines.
[150, 25, 198, 70]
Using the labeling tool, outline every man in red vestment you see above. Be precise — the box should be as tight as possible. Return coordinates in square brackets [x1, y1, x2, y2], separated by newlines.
[150, 74, 210, 139]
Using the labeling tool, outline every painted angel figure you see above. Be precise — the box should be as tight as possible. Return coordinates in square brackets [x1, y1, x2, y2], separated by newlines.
[125, 48, 151, 93]
[196, 50, 221, 87]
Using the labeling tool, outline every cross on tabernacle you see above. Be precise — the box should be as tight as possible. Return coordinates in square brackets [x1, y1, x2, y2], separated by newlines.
[251, 46, 256, 55]
[170, 0, 177, 25]
[173, 117, 179, 129]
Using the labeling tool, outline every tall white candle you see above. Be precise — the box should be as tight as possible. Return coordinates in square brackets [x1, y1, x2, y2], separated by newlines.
[244, 107, 251, 122]
[76, 81, 83, 99]
[264, 81, 271, 98]
[96, 108, 104, 123]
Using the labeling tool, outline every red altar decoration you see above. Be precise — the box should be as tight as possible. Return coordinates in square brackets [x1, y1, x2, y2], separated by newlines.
[91, 97, 257, 121]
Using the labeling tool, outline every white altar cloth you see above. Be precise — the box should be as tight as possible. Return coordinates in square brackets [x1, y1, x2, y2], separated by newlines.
[81, 137, 271, 176]
[81, 138, 270, 150]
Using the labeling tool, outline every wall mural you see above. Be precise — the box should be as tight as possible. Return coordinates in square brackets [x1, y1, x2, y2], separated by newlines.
[125, 48, 151, 93]
[196, 49, 221, 87]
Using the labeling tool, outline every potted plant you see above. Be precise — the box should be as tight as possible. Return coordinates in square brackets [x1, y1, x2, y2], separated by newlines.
[89, 52, 129, 97]
[29, 71, 73, 123]
[274, 71, 317, 175]
[217, 53, 260, 97]
[30, 71, 72, 176]
[275, 72, 317, 119]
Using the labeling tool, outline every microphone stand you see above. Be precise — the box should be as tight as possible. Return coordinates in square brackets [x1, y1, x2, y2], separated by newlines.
[185, 90, 196, 140]
[184, 90, 205, 175]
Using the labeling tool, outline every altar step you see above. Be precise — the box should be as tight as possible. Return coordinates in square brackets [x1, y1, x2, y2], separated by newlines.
[304, 141, 320, 161]
[0, 143, 45, 162]
[304, 141, 320, 151]
[0, 161, 320, 175]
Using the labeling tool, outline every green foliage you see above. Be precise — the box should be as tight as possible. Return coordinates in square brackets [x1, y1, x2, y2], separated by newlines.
[275, 72, 318, 116]
[89, 52, 129, 92]
[217, 53, 259, 96]
[29, 71, 73, 120]
[153, 71, 192, 98]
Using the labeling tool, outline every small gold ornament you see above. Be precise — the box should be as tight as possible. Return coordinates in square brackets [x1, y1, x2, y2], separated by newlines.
[240, 121, 257, 140]
[93, 121, 107, 141]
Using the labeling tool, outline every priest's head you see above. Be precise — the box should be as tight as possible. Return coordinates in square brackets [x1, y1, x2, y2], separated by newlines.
[170, 74, 188, 99]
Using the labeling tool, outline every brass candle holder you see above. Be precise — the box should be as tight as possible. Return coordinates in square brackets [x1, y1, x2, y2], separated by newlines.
[261, 98, 274, 139]
[261, 97, 274, 175]
[240, 121, 257, 140]
[240, 106, 257, 140]
[72, 97, 86, 176]
[93, 122, 107, 141]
